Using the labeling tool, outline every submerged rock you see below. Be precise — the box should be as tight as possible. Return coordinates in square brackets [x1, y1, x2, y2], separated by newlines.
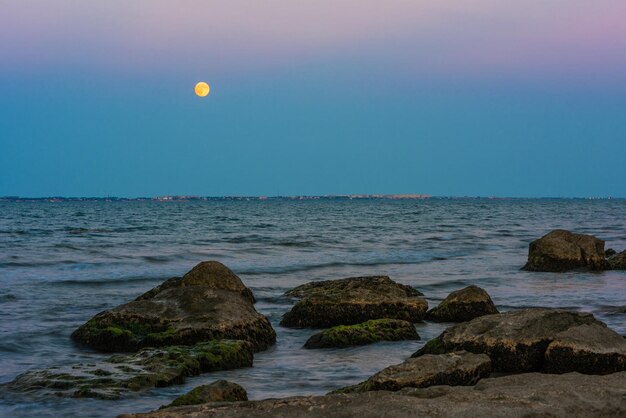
[121, 372, 626, 418]
[335, 351, 491, 393]
[8, 340, 253, 400]
[71, 261, 276, 352]
[522, 229, 607, 272]
[304, 319, 419, 349]
[607, 250, 626, 270]
[426, 285, 498, 322]
[280, 276, 427, 328]
[413, 308, 626, 375]
[162, 380, 247, 409]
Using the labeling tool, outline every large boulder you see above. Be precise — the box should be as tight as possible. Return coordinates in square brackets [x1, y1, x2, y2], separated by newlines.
[280, 276, 427, 328]
[120, 372, 626, 418]
[426, 285, 498, 322]
[162, 380, 247, 409]
[304, 319, 419, 349]
[544, 323, 626, 374]
[137, 261, 256, 303]
[335, 351, 491, 393]
[71, 261, 276, 352]
[522, 229, 607, 272]
[607, 250, 626, 270]
[7, 340, 252, 400]
[413, 308, 626, 375]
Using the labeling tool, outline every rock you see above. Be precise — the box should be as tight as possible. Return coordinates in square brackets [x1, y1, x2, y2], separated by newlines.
[163, 380, 247, 409]
[544, 323, 626, 374]
[426, 285, 498, 322]
[7, 340, 253, 400]
[606, 248, 617, 257]
[413, 308, 626, 375]
[303, 319, 419, 349]
[607, 250, 626, 270]
[71, 261, 276, 352]
[335, 351, 491, 393]
[280, 276, 428, 328]
[522, 229, 607, 272]
[120, 372, 626, 418]
[137, 261, 256, 303]
[284, 276, 424, 299]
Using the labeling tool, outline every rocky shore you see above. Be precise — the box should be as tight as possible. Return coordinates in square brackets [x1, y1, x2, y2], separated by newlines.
[4, 229, 626, 416]
[120, 372, 626, 418]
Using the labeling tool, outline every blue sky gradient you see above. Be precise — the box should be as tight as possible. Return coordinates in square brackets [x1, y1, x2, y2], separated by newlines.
[1, 1, 625, 197]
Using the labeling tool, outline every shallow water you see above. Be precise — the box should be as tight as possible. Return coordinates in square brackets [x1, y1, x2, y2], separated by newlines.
[0, 198, 624, 417]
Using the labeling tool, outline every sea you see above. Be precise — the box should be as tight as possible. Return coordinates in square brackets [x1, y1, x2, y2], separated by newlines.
[0, 198, 624, 417]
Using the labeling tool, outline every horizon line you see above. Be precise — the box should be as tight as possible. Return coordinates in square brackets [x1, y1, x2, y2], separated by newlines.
[1, 194, 623, 201]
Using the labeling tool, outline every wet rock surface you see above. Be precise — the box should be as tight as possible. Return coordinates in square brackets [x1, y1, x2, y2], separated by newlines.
[280, 276, 427, 328]
[162, 380, 247, 409]
[426, 285, 498, 322]
[544, 323, 626, 374]
[522, 229, 607, 272]
[607, 250, 626, 270]
[303, 319, 419, 349]
[71, 261, 276, 352]
[121, 372, 626, 418]
[136, 261, 256, 304]
[413, 308, 626, 374]
[7, 340, 253, 400]
[334, 351, 491, 393]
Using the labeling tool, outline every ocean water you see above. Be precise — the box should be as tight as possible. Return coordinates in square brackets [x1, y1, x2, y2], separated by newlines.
[0, 198, 624, 417]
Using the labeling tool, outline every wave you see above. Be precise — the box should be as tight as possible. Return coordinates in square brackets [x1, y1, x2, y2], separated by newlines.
[50, 275, 168, 287]
[63, 226, 156, 235]
[0, 260, 80, 268]
[237, 258, 431, 276]
[141, 255, 174, 264]
[0, 294, 18, 303]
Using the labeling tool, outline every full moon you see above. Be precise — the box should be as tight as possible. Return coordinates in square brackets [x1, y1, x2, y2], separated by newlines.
[194, 82, 210, 97]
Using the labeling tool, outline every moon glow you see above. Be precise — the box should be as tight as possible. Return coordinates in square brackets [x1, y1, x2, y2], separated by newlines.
[194, 82, 210, 97]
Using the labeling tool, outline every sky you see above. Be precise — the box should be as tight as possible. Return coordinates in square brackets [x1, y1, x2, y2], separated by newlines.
[1, 0, 626, 197]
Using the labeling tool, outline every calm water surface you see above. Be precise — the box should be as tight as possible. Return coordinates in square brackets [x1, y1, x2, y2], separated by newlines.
[0, 199, 625, 417]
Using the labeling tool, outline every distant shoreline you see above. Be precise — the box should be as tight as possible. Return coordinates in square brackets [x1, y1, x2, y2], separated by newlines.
[0, 195, 621, 202]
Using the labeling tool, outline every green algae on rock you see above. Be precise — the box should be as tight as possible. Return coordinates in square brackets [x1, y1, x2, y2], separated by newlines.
[426, 285, 498, 323]
[162, 380, 247, 409]
[71, 261, 276, 352]
[8, 340, 253, 400]
[333, 351, 491, 393]
[304, 319, 419, 349]
[413, 308, 626, 375]
[120, 372, 626, 418]
[281, 276, 427, 328]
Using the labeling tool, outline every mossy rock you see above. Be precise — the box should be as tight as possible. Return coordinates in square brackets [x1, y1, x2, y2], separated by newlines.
[281, 276, 427, 328]
[304, 319, 419, 349]
[8, 340, 253, 399]
[162, 380, 247, 409]
[71, 261, 276, 352]
[412, 308, 626, 375]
